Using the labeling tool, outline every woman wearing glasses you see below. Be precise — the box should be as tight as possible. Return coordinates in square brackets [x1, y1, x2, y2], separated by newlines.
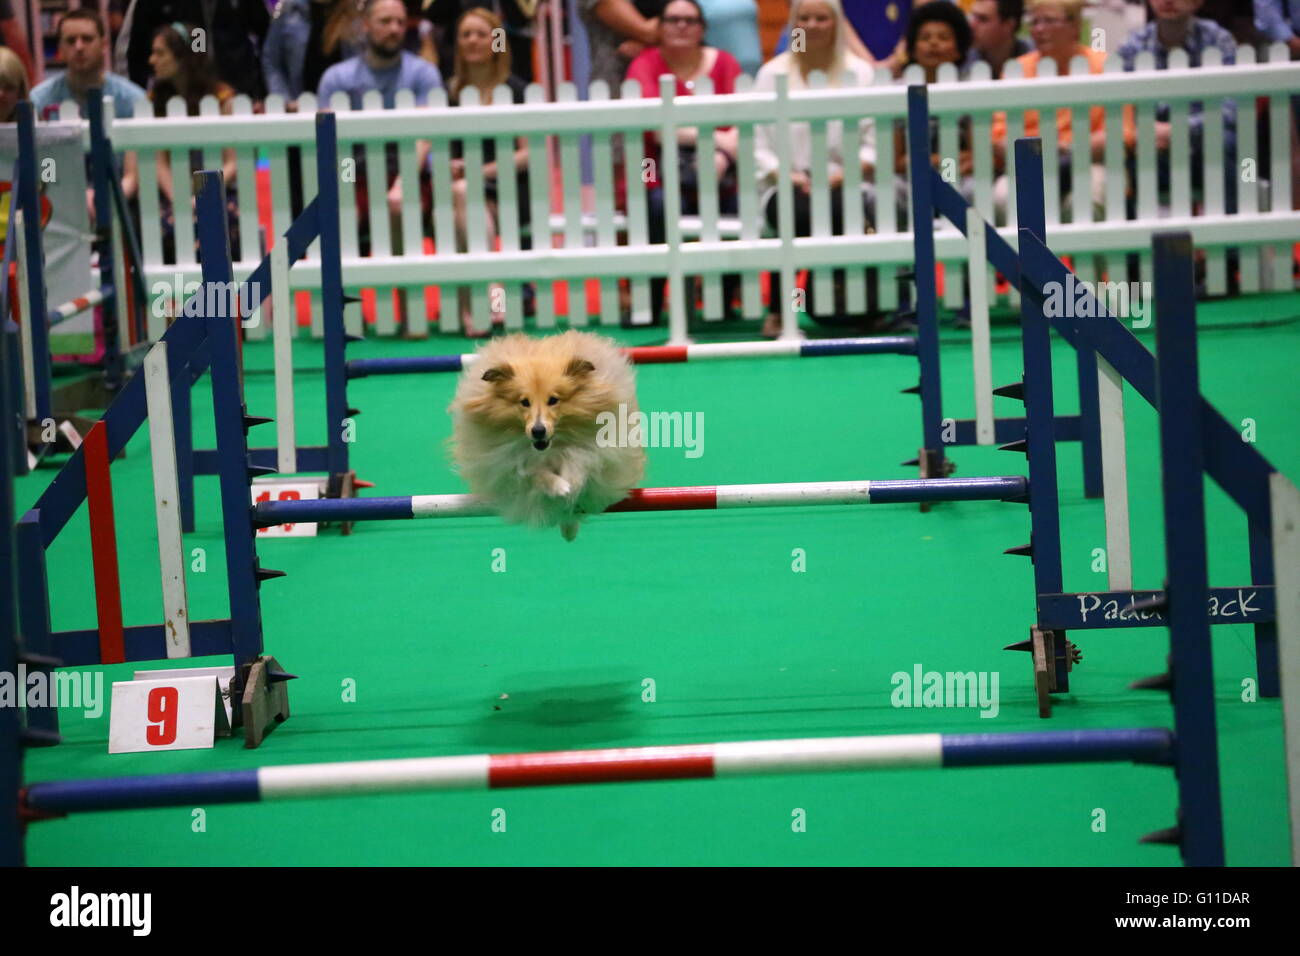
[627, 0, 744, 324]
[990, 0, 1135, 221]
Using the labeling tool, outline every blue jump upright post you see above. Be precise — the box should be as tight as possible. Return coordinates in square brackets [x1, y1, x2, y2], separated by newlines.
[193, 170, 278, 708]
[1010, 139, 1071, 714]
[1006, 136, 1282, 714]
[904, 86, 952, 493]
[176, 112, 356, 534]
[15, 102, 52, 430]
[0, 224, 21, 866]
[904, 87, 1100, 493]
[1149, 231, 1225, 866]
[316, 111, 353, 497]
[86, 90, 150, 377]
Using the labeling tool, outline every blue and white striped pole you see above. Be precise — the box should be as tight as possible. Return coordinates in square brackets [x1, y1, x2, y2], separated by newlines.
[252, 476, 1031, 527]
[21, 728, 1174, 815]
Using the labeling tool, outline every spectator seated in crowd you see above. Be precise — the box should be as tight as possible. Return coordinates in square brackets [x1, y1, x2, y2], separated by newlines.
[0, 46, 26, 123]
[0, 0, 34, 83]
[1118, 0, 1238, 212]
[263, 0, 314, 103]
[31, 9, 144, 212]
[696, 0, 763, 77]
[1254, 0, 1300, 56]
[990, 0, 1135, 222]
[627, 0, 743, 324]
[904, 1, 974, 84]
[445, 6, 532, 336]
[128, 0, 270, 102]
[579, 0, 660, 93]
[318, 0, 442, 224]
[148, 22, 241, 262]
[894, 0, 976, 212]
[302, 0, 368, 100]
[965, 0, 1029, 78]
[754, 0, 876, 338]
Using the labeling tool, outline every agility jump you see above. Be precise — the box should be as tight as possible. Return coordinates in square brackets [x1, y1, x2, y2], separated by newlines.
[971, 134, 1286, 715]
[5, 167, 322, 754]
[13, 181, 1293, 864]
[6, 96, 150, 468]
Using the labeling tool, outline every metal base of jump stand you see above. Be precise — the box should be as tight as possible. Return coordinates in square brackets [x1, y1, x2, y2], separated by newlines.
[916, 447, 957, 514]
[237, 656, 294, 749]
[1008, 628, 1081, 717]
[325, 470, 360, 536]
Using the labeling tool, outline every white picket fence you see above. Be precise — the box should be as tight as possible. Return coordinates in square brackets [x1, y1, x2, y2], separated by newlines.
[58, 47, 1300, 343]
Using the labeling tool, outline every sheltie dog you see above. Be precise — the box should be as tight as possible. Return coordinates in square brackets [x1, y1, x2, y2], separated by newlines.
[448, 331, 646, 541]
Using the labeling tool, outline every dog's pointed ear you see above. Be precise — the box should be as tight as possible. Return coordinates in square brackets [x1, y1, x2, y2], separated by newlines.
[566, 358, 596, 378]
[481, 364, 514, 383]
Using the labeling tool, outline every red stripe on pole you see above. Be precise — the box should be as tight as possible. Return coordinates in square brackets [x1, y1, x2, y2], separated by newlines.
[624, 345, 688, 364]
[604, 486, 718, 512]
[83, 421, 125, 664]
[489, 746, 716, 788]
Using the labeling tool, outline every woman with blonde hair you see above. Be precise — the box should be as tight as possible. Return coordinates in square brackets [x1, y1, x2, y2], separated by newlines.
[753, 0, 877, 338]
[0, 46, 29, 123]
[445, 6, 530, 336]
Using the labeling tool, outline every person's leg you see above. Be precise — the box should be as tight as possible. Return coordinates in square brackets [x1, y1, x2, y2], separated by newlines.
[647, 185, 667, 324]
[763, 187, 814, 337]
[484, 196, 505, 324]
[761, 190, 782, 336]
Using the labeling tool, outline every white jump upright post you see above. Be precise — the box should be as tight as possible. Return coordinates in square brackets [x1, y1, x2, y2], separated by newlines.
[142, 341, 191, 658]
[966, 206, 994, 445]
[270, 241, 297, 475]
[1271, 473, 1300, 865]
[1098, 356, 1132, 590]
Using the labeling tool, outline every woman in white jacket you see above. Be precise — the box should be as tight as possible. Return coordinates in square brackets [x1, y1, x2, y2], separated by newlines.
[753, 0, 877, 338]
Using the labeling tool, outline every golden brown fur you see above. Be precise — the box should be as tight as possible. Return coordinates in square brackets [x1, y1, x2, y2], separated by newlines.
[448, 331, 646, 540]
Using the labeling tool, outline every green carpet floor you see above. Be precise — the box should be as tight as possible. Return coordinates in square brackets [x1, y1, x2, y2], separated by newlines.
[15, 292, 1300, 866]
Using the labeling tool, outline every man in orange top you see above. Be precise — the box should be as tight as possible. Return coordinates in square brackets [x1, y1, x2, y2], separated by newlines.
[991, 0, 1135, 219]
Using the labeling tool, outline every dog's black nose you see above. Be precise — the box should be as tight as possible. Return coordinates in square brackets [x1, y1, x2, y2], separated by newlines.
[530, 423, 548, 440]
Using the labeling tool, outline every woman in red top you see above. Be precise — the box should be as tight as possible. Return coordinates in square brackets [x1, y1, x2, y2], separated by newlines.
[626, 0, 742, 324]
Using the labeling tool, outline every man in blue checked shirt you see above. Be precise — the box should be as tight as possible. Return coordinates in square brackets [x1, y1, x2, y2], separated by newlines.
[1254, 0, 1300, 55]
[1118, 0, 1239, 211]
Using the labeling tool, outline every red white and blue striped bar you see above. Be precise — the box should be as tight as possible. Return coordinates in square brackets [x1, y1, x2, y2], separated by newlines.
[49, 287, 107, 327]
[253, 476, 1028, 527]
[345, 337, 917, 379]
[22, 729, 1172, 814]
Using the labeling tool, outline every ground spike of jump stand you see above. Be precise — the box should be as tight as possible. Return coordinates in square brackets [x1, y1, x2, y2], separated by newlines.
[20, 728, 62, 747]
[17, 650, 62, 669]
[1130, 672, 1174, 692]
[1127, 594, 1169, 614]
[1140, 824, 1182, 846]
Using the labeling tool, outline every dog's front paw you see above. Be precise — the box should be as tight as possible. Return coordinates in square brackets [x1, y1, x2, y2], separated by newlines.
[560, 520, 580, 541]
[541, 473, 573, 498]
